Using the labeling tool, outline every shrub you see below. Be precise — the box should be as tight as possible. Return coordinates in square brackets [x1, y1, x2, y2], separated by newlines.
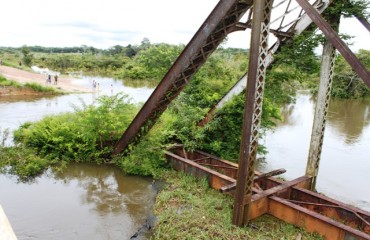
[14, 94, 138, 162]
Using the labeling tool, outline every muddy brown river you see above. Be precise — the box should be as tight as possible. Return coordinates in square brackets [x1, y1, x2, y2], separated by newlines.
[0, 163, 155, 240]
[260, 91, 370, 211]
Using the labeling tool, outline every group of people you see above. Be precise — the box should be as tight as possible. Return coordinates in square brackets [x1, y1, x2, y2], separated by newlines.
[92, 80, 114, 94]
[92, 80, 99, 91]
[46, 74, 58, 85]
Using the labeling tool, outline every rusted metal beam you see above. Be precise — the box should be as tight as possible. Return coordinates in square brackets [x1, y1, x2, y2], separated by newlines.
[254, 168, 286, 181]
[221, 168, 286, 193]
[192, 156, 211, 162]
[198, 0, 333, 127]
[287, 200, 370, 231]
[290, 187, 370, 234]
[268, 196, 370, 240]
[296, 0, 370, 86]
[233, 0, 274, 226]
[248, 176, 310, 219]
[166, 146, 370, 238]
[198, 163, 238, 170]
[165, 150, 236, 190]
[356, 16, 370, 32]
[112, 0, 252, 156]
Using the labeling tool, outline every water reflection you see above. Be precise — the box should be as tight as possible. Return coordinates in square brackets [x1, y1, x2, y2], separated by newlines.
[52, 163, 155, 222]
[122, 79, 158, 89]
[276, 92, 370, 144]
[278, 93, 315, 126]
[0, 163, 155, 240]
[0, 95, 55, 103]
[327, 98, 370, 144]
[261, 91, 370, 211]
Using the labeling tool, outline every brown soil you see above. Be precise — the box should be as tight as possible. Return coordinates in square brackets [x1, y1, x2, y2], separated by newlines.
[0, 66, 93, 94]
[0, 86, 53, 96]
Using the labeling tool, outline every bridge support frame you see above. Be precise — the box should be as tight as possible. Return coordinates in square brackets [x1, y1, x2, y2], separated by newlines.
[306, 39, 336, 190]
[232, 0, 274, 226]
[166, 145, 370, 239]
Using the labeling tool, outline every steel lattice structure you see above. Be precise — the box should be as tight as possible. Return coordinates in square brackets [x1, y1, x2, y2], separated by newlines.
[112, 0, 370, 237]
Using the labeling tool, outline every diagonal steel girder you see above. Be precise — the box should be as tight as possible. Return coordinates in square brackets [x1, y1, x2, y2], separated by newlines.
[296, 0, 370, 86]
[112, 0, 253, 156]
[198, 0, 333, 126]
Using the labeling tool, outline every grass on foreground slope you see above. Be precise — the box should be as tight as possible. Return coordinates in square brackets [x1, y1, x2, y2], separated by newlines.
[153, 170, 323, 240]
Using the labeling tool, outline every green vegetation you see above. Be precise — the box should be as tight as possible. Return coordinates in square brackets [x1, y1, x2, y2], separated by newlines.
[14, 94, 136, 157]
[152, 170, 323, 240]
[1, 37, 369, 177]
[331, 50, 370, 98]
[0, 146, 50, 181]
[21, 45, 33, 67]
[1, 17, 370, 236]
[0, 75, 19, 87]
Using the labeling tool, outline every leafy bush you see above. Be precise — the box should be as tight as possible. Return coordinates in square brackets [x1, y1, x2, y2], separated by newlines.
[115, 111, 176, 177]
[14, 94, 138, 162]
[331, 50, 370, 98]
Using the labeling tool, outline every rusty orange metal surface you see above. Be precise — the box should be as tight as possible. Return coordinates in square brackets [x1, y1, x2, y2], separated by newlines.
[165, 145, 370, 240]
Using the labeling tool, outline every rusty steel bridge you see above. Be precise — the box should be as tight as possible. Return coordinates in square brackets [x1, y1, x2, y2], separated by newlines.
[111, 0, 370, 239]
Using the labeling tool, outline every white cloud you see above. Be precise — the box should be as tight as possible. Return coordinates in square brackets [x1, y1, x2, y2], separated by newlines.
[0, 0, 368, 52]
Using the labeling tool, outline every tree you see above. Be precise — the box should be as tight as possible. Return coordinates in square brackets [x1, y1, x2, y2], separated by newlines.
[124, 44, 137, 58]
[139, 37, 151, 50]
[331, 49, 370, 98]
[21, 45, 33, 66]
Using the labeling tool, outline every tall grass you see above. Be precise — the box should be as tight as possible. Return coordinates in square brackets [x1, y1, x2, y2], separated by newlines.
[24, 82, 59, 93]
[0, 75, 20, 87]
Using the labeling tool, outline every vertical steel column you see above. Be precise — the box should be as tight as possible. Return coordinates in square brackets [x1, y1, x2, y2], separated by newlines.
[305, 9, 341, 190]
[306, 39, 336, 190]
[232, 0, 274, 226]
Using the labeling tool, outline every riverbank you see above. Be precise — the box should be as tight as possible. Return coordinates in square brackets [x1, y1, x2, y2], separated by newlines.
[0, 66, 93, 93]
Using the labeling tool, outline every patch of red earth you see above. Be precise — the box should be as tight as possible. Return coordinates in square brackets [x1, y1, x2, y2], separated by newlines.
[0, 86, 55, 96]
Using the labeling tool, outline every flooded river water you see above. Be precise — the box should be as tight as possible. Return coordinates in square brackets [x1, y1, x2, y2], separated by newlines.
[0, 76, 369, 239]
[0, 163, 156, 240]
[0, 76, 155, 240]
[261, 91, 370, 211]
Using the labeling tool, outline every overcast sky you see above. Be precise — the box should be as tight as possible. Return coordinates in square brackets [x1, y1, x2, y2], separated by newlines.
[0, 0, 368, 52]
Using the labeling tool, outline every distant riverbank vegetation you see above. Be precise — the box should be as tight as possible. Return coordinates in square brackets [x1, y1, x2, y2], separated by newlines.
[1, 33, 370, 178]
[1, 38, 369, 99]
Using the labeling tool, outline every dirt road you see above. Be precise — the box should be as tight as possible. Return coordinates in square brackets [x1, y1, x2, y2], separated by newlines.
[0, 66, 93, 93]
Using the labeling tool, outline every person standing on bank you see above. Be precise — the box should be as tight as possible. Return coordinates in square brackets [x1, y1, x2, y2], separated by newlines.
[47, 74, 51, 84]
[54, 75, 58, 85]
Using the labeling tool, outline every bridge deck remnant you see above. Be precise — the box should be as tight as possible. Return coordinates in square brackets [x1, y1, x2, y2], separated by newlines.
[166, 145, 370, 240]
